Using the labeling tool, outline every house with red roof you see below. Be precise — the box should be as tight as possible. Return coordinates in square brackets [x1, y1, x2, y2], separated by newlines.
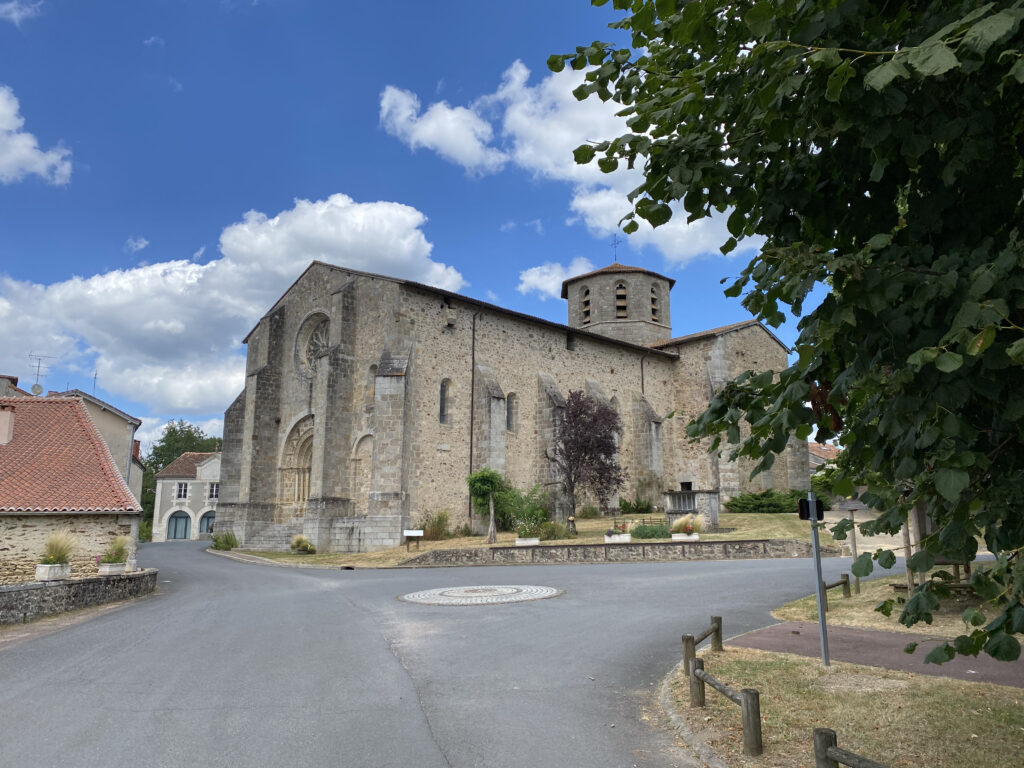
[0, 397, 142, 585]
[152, 452, 221, 542]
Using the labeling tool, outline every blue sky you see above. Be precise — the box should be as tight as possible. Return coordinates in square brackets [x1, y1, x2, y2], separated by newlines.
[0, 0, 807, 449]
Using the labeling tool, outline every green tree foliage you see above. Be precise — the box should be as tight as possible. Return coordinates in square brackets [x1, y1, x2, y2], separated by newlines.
[141, 420, 223, 520]
[555, 1, 1024, 662]
[547, 390, 626, 518]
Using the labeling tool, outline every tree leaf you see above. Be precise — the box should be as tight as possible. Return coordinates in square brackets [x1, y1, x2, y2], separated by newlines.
[852, 552, 875, 577]
[877, 549, 897, 569]
[743, 2, 774, 38]
[547, 54, 566, 73]
[573, 144, 597, 164]
[1007, 336, 1024, 362]
[908, 42, 960, 76]
[908, 549, 936, 573]
[967, 326, 996, 356]
[908, 347, 940, 367]
[935, 468, 970, 502]
[962, 607, 986, 627]
[984, 631, 1022, 662]
[825, 60, 855, 102]
[935, 352, 963, 372]
[962, 11, 1019, 57]
[924, 643, 956, 664]
[864, 59, 910, 91]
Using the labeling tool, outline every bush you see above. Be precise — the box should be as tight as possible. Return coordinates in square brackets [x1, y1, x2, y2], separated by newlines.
[810, 471, 836, 510]
[537, 521, 569, 541]
[455, 523, 475, 538]
[99, 535, 131, 564]
[421, 511, 450, 541]
[630, 523, 671, 539]
[507, 486, 550, 537]
[40, 529, 77, 564]
[724, 489, 809, 515]
[619, 497, 653, 516]
[210, 531, 238, 550]
[577, 504, 601, 519]
[290, 534, 316, 554]
[670, 513, 704, 534]
[138, 519, 153, 542]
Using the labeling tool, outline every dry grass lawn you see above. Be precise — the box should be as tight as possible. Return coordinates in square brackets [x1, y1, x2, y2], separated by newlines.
[234, 512, 835, 568]
[772, 572, 986, 638]
[670, 646, 1024, 768]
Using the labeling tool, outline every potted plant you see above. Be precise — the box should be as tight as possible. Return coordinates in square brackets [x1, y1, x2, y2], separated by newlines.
[36, 528, 77, 581]
[604, 520, 632, 544]
[671, 514, 703, 542]
[97, 535, 131, 575]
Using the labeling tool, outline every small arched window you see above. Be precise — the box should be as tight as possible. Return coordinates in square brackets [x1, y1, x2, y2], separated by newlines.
[440, 379, 452, 424]
[367, 364, 378, 402]
[615, 283, 628, 318]
[506, 393, 518, 432]
[581, 288, 591, 325]
[651, 284, 660, 322]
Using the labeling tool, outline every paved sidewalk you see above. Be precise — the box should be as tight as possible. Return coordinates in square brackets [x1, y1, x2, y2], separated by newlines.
[731, 620, 1024, 688]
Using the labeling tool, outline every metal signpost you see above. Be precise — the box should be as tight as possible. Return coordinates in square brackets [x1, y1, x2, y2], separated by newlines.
[801, 491, 831, 667]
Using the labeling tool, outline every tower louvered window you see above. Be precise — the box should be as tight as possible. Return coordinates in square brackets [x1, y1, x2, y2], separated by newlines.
[615, 283, 627, 318]
[651, 285, 659, 321]
[582, 289, 591, 325]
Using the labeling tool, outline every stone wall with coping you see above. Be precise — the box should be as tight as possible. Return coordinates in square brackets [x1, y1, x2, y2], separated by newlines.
[0, 514, 135, 585]
[402, 538, 819, 566]
[0, 568, 157, 624]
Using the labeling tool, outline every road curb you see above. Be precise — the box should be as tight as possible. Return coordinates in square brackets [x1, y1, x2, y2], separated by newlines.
[659, 656, 729, 768]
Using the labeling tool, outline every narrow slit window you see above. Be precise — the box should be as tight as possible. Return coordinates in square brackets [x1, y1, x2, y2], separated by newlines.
[582, 288, 591, 325]
[440, 379, 451, 424]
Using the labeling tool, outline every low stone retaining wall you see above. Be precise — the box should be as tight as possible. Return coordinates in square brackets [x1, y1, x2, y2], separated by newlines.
[402, 539, 822, 567]
[0, 569, 158, 624]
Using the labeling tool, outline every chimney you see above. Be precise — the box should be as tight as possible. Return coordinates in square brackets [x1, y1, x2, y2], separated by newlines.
[133, 439, 141, 460]
[0, 404, 14, 446]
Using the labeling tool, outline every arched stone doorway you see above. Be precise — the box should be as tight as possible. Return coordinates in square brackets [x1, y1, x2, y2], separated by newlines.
[168, 510, 191, 540]
[279, 415, 315, 519]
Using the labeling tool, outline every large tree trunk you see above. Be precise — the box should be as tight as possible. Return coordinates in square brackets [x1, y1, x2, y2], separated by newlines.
[487, 493, 497, 544]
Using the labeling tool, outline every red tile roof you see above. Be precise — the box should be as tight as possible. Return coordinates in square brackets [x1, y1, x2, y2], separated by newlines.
[808, 442, 842, 462]
[156, 451, 218, 479]
[0, 397, 140, 513]
[559, 262, 676, 298]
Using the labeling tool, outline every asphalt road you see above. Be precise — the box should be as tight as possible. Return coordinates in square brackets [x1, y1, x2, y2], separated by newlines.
[0, 542, 853, 768]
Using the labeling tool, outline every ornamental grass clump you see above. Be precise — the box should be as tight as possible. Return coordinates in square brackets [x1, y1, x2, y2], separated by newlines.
[670, 514, 704, 535]
[40, 528, 77, 564]
[290, 534, 316, 554]
[99, 535, 131, 563]
[210, 531, 238, 550]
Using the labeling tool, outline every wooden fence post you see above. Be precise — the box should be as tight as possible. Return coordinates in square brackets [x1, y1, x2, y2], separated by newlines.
[689, 658, 705, 707]
[711, 616, 723, 651]
[682, 634, 695, 680]
[813, 728, 840, 768]
[821, 582, 829, 612]
[841, 573, 851, 599]
[741, 688, 763, 756]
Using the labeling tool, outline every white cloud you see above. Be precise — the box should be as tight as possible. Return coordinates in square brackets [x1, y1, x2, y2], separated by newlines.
[0, 194, 464, 416]
[124, 236, 149, 253]
[192, 245, 206, 261]
[517, 257, 594, 301]
[168, 76, 183, 93]
[143, 35, 165, 47]
[0, 1, 41, 26]
[381, 61, 763, 267]
[379, 85, 508, 175]
[0, 85, 72, 185]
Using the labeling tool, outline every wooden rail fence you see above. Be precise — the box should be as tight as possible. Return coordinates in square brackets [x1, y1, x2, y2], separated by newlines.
[681, 615, 722, 675]
[813, 728, 889, 768]
[688, 657, 763, 756]
[821, 573, 852, 611]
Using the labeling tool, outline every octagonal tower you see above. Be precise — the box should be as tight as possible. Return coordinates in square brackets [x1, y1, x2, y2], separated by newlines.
[561, 263, 674, 346]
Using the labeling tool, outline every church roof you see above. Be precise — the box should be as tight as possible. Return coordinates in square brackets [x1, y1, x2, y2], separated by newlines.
[156, 451, 219, 479]
[559, 262, 676, 298]
[650, 319, 789, 352]
[0, 397, 140, 514]
[244, 261, 680, 359]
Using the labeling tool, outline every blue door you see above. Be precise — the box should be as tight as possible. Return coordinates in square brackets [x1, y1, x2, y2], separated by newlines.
[199, 512, 215, 533]
[168, 511, 191, 540]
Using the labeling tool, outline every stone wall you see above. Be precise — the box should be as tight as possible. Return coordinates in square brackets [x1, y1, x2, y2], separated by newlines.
[402, 538, 818, 567]
[0, 569, 157, 624]
[0, 514, 135, 585]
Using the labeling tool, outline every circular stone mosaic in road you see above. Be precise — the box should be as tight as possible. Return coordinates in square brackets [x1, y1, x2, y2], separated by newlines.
[398, 585, 563, 606]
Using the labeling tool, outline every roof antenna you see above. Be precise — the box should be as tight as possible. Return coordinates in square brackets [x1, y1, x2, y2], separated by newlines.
[27, 351, 55, 396]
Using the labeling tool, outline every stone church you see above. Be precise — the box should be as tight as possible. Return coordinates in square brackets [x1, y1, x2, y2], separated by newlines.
[217, 261, 809, 552]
